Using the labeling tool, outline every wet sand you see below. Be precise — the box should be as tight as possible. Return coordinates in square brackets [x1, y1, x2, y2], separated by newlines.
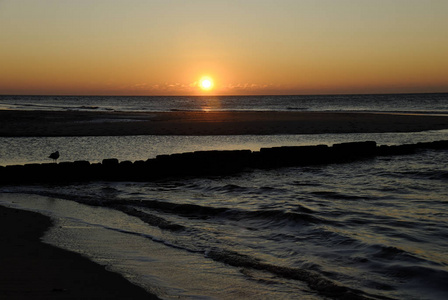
[0, 204, 159, 299]
[1, 110, 448, 136]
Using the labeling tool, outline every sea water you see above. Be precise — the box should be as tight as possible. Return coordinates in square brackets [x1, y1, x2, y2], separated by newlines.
[1, 130, 448, 166]
[1, 94, 448, 299]
[1, 148, 448, 299]
[1, 93, 448, 114]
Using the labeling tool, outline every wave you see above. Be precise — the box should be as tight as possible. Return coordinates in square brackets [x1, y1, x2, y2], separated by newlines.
[103, 202, 395, 299]
[286, 107, 308, 110]
[6, 188, 447, 299]
[369, 244, 423, 262]
[78, 105, 100, 110]
[6, 102, 110, 112]
[205, 248, 385, 300]
[310, 191, 369, 201]
[7, 189, 325, 230]
[110, 199, 327, 227]
[117, 205, 185, 231]
[203, 183, 252, 194]
[398, 170, 448, 180]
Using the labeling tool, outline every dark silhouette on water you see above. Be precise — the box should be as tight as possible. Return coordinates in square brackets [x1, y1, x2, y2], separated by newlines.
[49, 151, 59, 163]
[1, 140, 447, 184]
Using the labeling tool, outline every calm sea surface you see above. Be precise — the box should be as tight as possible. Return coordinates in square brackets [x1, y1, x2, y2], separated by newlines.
[1, 94, 448, 299]
[1, 93, 448, 114]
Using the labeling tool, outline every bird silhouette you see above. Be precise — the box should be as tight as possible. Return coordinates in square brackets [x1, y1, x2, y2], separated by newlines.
[49, 151, 60, 163]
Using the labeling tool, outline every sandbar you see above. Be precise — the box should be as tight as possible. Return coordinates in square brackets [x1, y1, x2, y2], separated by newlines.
[1, 110, 448, 136]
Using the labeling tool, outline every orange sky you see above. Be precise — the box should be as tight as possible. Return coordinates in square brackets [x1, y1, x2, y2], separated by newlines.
[1, 0, 447, 96]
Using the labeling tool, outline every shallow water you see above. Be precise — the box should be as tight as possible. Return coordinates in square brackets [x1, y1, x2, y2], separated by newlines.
[1, 130, 448, 166]
[2, 147, 448, 299]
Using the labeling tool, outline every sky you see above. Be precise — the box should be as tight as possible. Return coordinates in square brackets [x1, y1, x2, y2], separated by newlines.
[0, 0, 447, 96]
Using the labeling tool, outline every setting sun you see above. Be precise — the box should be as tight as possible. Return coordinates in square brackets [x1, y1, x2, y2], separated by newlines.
[0, 1, 447, 96]
[199, 77, 214, 91]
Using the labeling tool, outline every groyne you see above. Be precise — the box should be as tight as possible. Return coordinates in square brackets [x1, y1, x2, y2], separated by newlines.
[1, 140, 447, 184]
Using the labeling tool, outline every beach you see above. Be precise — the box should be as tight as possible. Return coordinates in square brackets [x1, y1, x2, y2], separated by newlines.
[1, 110, 448, 137]
[0, 205, 159, 299]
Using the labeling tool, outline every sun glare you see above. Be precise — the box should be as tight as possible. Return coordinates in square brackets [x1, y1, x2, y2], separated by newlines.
[199, 77, 214, 91]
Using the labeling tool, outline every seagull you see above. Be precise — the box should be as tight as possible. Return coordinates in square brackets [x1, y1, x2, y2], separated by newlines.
[49, 151, 60, 163]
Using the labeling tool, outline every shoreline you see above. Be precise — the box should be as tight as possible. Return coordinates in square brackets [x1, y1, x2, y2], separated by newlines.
[1, 110, 448, 136]
[0, 204, 159, 299]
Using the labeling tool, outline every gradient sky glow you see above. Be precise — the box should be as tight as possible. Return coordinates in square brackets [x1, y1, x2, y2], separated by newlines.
[1, 0, 447, 95]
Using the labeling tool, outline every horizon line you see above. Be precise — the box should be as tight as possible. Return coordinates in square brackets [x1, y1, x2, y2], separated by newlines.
[1, 91, 447, 98]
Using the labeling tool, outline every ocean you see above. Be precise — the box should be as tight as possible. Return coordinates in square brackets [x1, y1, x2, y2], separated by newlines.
[1, 94, 448, 299]
[1, 93, 448, 114]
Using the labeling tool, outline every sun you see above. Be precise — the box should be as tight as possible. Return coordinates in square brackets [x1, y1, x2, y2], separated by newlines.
[199, 77, 214, 91]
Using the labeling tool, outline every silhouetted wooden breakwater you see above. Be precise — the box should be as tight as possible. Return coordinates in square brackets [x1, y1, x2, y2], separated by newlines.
[1, 140, 447, 184]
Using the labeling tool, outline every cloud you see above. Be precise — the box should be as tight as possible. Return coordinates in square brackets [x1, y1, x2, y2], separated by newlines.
[225, 82, 282, 91]
[121, 81, 296, 95]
